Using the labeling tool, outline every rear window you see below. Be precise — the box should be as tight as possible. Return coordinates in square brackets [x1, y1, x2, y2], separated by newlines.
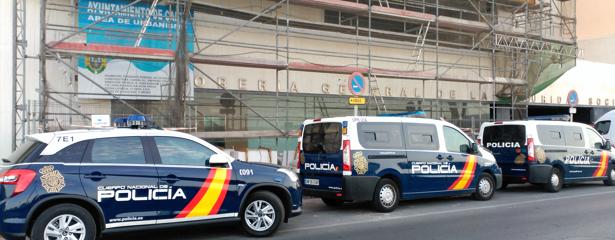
[358, 122, 404, 149]
[482, 125, 526, 146]
[3, 140, 47, 164]
[302, 123, 342, 154]
[595, 120, 611, 135]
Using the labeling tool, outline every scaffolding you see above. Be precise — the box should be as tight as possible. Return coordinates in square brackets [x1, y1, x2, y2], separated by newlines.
[13, 0, 577, 153]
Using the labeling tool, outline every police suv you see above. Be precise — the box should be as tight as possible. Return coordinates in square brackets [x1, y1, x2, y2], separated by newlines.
[479, 120, 615, 192]
[296, 116, 502, 212]
[0, 128, 302, 239]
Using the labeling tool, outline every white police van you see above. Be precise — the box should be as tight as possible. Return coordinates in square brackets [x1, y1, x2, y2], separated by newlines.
[297, 116, 502, 212]
[479, 120, 614, 192]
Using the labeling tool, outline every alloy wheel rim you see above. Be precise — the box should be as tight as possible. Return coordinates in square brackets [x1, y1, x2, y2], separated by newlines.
[244, 200, 276, 232]
[44, 214, 86, 240]
[551, 172, 560, 188]
[379, 185, 396, 208]
[478, 178, 492, 196]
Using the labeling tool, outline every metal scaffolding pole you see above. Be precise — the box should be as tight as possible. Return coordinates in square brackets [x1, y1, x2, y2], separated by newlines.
[12, 0, 27, 150]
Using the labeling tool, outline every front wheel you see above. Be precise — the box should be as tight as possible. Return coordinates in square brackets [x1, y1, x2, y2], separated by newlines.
[30, 203, 96, 240]
[241, 191, 284, 237]
[472, 173, 495, 201]
[604, 166, 615, 186]
[371, 179, 399, 212]
[544, 167, 563, 192]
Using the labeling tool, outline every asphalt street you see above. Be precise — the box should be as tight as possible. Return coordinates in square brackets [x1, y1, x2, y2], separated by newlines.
[104, 182, 615, 240]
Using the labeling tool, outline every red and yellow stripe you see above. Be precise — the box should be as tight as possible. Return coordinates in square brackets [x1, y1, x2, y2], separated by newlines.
[593, 151, 609, 177]
[448, 155, 477, 190]
[176, 168, 231, 218]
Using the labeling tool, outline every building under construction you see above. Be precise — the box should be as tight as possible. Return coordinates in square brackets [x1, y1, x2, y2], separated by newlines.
[9, 0, 578, 164]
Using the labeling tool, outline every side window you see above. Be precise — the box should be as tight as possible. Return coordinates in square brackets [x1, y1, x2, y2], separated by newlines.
[537, 125, 566, 146]
[40, 141, 89, 163]
[595, 120, 611, 135]
[154, 137, 215, 166]
[586, 128, 604, 149]
[443, 127, 471, 153]
[91, 137, 146, 164]
[404, 123, 439, 150]
[357, 122, 404, 149]
[563, 126, 584, 147]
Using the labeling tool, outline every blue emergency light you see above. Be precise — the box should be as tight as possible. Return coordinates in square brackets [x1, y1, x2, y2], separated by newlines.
[378, 111, 427, 118]
[127, 114, 153, 129]
[113, 117, 128, 128]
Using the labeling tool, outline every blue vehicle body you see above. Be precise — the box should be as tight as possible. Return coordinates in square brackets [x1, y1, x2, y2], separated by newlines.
[0, 130, 301, 239]
[298, 117, 502, 210]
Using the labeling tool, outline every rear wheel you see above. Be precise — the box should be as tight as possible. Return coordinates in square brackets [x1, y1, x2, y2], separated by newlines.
[472, 173, 495, 201]
[371, 179, 399, 212]
[321, 198, 344, 207]
[241, 191, 284, 237]
[30, 203, 96, 240]
[604, 166, 615, 186]
[544, 167, 563, 192]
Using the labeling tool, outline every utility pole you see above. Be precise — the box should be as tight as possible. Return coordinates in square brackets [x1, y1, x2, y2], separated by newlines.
[172, 0, 191, 127]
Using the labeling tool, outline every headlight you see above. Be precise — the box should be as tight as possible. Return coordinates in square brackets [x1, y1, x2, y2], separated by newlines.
[277, 168, 298, 182]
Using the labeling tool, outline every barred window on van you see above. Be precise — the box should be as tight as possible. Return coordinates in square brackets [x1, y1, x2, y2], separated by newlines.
[404, 123, 439, 150]
[358, 122, 404, 149]
[537, 125, 566, 146]
[595, 121, 611, 135]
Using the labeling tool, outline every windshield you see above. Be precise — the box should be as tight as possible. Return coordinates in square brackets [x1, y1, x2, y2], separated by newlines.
[4, 140, 47, 164]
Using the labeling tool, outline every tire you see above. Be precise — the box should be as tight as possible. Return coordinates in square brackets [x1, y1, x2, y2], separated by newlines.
[30, 203, 96, 240]
[241, 191, 285, 237]
[472, 173, 495, 201]
[604, 166, 615, 186]
[321, 198, 344, 207]
[371, 179, 399, 212]
[544, 167, 563, 192]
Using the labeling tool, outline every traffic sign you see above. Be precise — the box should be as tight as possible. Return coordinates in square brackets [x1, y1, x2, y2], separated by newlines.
[567, 90, 578, 107]
[348, 72, 366, 96]
[348, 96, 367, 105]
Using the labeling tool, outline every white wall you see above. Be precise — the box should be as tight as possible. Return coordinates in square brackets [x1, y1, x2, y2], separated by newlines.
[0, 0, 15, 158]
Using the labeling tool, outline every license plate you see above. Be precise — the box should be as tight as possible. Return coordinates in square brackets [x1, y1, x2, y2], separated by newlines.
[304, 178, 319, 186]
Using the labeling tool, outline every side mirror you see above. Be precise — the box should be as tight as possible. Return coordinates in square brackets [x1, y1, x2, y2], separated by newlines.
[604, 140, 612, 150]
[209, 153, 230, 166]
[471, 142, 479, 154]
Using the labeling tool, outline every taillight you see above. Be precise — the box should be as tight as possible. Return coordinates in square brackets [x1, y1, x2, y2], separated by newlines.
[0, 169, 36, 196]
[294, 142, 302, 173]
[342, 140, 352, 176]
[527, 137, 536, 164]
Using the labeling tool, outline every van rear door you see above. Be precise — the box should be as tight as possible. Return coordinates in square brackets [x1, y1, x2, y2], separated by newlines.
[482, 124, 527, 178]
[300, 122, 344, 193]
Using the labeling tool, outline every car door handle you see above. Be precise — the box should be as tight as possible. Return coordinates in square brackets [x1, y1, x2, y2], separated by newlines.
[161, 175, 180, 183]
[446, 155, 454, 161]
[436, 155, 444, 160]
[84, 172, 106, 180]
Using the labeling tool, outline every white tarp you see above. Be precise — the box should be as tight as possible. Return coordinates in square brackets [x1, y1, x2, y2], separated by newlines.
[532, 59, 615, 107]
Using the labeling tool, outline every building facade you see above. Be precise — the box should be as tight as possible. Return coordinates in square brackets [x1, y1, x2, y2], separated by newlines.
[3, 0, 577, 161]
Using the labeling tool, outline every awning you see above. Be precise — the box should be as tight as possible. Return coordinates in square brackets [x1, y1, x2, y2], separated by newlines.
[531, 59, 615, 107]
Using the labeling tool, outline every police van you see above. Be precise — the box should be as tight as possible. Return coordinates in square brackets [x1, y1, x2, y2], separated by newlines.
[478, 120, 615, 192]
[296, 116, 502, 212]
[0, 127, 302, 239]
